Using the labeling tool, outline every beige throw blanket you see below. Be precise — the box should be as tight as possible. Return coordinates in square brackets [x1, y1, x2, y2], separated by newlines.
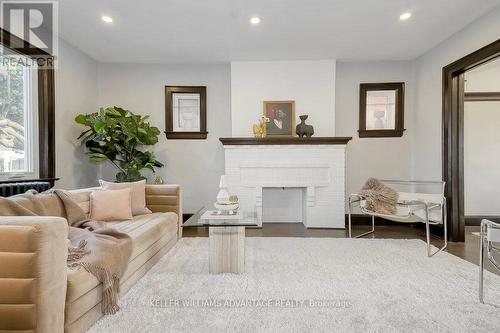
[0, 190, 132, 314]
[359, 178, 399, 215]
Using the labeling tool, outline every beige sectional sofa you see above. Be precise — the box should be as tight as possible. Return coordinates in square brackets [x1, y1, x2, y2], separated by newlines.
[0, 184, 182, 333]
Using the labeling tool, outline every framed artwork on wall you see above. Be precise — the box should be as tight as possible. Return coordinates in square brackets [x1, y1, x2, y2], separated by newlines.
[359, 82, 405, 138]
[263, 100, 295, 137]
[165, 86, 207, 139]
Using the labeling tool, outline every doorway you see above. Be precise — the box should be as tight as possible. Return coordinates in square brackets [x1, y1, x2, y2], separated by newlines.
[463, 60, 500, 226]
[443, 38, 500, 242]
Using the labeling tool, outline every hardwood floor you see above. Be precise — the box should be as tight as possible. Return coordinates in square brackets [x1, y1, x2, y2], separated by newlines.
[183, 223, 498, 275]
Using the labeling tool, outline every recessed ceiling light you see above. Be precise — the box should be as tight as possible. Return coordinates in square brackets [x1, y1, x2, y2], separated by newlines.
[101, 15, 113, 23]
[399, 12, 412, 21]
[250, 17, 260, 25]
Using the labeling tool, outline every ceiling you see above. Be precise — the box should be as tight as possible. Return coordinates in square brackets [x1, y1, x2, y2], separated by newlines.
[58, 0, 500, 64]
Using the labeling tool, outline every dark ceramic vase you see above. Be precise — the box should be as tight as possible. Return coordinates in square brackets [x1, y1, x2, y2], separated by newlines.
[296, 115, 314, 138]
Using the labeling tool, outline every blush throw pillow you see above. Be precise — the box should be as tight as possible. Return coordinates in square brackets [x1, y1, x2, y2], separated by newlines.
[90, 188, 133, 221]
[99, 179, 152, 215]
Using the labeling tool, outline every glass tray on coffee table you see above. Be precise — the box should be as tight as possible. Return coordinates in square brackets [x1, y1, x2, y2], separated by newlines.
[183, 205, 259, 274]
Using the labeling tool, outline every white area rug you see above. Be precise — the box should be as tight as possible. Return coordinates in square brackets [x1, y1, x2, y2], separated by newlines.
[88, 238, 500, 333]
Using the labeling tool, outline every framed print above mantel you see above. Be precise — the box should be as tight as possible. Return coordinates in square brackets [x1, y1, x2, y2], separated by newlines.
[263, 100, 296, 137]
[358, 82, 405, 138]
[165, 86, 207, 139]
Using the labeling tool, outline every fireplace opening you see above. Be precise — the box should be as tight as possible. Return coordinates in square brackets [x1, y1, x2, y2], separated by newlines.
[262, 187, 305, 223]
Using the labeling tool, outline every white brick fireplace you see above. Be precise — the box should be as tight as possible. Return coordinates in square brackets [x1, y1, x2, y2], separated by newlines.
[221, 139, 349, 228]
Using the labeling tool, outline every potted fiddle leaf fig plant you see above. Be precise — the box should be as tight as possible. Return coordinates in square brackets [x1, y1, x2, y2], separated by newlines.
[75, 106, 164, 182]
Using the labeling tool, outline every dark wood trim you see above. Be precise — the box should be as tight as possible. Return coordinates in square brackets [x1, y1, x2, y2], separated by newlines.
[1, 28, 56, 185]
[183, 213, 194, 223]
[37, 68, 56, 181]
[465, 216, 500, 226]
[464, 92, 500, 102]
[443, 38, 500, 242]
[358, 129, 405, 138]
[359, 82, 405, 138]
[165, 86, 207, 140]
[219, 137, 352, 145]
[0, 27, 50, 56]
[164, 131, 208, 140]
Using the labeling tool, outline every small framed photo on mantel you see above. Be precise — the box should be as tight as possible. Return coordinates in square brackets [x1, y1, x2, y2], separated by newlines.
[165, 86, 207, 139]
[263, 100, 295, 137]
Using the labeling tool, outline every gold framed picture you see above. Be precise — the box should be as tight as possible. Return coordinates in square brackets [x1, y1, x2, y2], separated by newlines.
[263, 100, 295, 136]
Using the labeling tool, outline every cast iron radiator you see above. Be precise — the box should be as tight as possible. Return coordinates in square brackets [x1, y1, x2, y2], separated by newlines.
[0, 181, 51, 197]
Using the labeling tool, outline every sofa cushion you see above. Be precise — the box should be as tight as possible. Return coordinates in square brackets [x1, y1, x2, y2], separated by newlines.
[100, 179, 152, 215]
[65, 212, 178, 303]
[89, 188, 133, 221]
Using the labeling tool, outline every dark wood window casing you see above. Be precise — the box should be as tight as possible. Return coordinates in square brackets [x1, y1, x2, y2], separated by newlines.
[0, 28, 56, 186]
[359, 82, 406, 138]
[165, 86, 207, 140]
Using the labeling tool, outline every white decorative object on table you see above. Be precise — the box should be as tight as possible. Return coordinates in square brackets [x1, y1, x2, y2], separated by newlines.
[200, 210, 243, 220]
[216, 175, 230, 203]
[214, 202, 239, 213]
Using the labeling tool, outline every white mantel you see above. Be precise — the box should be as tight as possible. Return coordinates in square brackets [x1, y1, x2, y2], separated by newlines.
[221, 138, 350, 228]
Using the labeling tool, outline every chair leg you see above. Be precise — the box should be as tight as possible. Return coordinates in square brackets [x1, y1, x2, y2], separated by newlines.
[347, 196, 376, 238]
[426, 201, 448, 258]
[425, 205, 431, 257]
[352, 215, 375, 239]
[348, 197, 352, 238]
[479, 220, 486, 303]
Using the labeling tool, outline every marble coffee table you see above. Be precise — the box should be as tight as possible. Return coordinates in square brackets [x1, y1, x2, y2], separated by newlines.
[183, 205, 259, 274]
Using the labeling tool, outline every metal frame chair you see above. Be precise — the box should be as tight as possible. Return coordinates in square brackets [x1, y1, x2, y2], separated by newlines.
[348, 180, 448, 257]
[479, 219, 500, 303]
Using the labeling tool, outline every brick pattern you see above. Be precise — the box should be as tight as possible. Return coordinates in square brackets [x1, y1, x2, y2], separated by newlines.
[224, 145, 346, 228]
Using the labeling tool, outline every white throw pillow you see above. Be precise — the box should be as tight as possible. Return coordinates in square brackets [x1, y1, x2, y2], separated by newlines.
[99, 179, 152, 215]
[90, 188, 133, 221]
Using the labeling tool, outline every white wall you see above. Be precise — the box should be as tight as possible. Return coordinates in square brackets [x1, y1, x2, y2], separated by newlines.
[464, 102, 500, 215]
[231, 60, 336, 137]
[97, 63, 231, 213]
[55, 38, 99, 189]
[335, 61, 414, 196]
[412, 6, 500, 182]
[465, 57, 500, 92]
[463, 57, 500, 215]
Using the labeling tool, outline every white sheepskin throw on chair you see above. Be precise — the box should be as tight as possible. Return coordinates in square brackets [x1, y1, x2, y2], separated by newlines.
[360, 178, 399, 215]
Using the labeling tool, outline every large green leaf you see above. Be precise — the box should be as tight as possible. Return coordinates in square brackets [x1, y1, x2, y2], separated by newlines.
[75, 114, 88, 125]
[75, 106, 164, 181]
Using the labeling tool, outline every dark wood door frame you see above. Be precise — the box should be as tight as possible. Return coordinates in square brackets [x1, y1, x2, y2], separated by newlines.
[464, 92, 500, 102]
[443, 38, 500, 242]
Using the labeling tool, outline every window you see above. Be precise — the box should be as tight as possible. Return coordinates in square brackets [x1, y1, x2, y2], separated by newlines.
[359, 82, 405, 138]
[0, 47, 38, 180]
[365, 91, 396, 130]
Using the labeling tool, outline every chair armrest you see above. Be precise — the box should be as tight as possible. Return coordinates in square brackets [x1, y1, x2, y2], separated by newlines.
[482, 219, 500, 243]
[0, 216, 68, 333]
[145, 184, 183, 238]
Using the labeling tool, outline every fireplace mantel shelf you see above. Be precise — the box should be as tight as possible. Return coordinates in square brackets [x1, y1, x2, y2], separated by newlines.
[219, 137, 352, 146]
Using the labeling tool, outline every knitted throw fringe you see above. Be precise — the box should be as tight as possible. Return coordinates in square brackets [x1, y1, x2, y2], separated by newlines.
[67, 241, 121, 314]
[67, 240, 89, 268]
[80, 262, 121, 315]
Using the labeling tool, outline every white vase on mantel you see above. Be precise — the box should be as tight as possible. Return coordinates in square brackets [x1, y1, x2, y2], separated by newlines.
[216, 175, 230, 203]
